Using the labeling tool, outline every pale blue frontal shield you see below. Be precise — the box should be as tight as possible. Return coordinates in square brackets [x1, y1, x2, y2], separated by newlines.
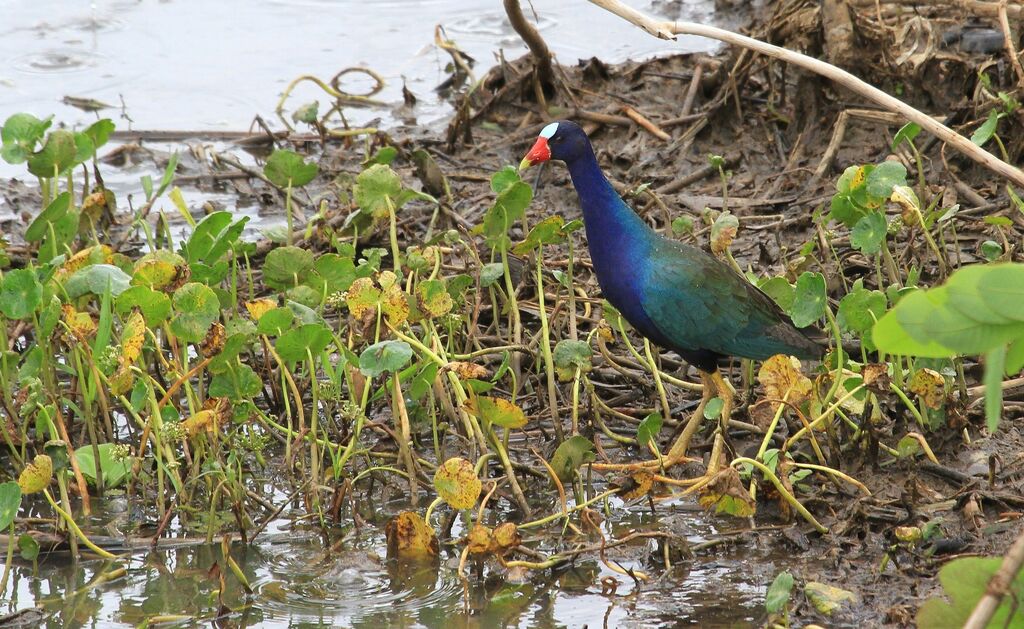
[540, 122, 558, 139]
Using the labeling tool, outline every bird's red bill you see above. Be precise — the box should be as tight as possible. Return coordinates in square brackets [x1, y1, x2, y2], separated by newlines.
[519, 137, 550, 170]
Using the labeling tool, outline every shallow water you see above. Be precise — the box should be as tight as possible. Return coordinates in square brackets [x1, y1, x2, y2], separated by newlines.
[3, 494, 780, 627]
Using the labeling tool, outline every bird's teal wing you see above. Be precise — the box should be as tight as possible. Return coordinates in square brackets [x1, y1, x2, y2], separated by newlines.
[638, 238, 821, 361]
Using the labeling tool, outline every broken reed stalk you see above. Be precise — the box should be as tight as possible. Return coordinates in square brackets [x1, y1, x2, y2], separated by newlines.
[503, 0, 555, 90]
[586, 0, 1024, 189]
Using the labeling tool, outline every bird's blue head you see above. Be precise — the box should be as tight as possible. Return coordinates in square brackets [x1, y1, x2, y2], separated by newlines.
[519, 120, 592, 170]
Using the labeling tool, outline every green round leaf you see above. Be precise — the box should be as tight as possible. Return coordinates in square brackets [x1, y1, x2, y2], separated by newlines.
[359, 340, 413, 377]
[169, 282, 220, 343]
[275, 323, 333, 363]
[549, 435, 596, 481]
[0, 268, 43, 320]
[63, 264, 132, 298]
[264, 149, 318, 187]
[850, 211, 887, 256]
[263, 246, 315, 291]
[788, 272, 827, 328]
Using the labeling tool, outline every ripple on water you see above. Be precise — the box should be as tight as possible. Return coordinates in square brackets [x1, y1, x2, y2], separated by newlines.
[445, 12, 556, 37]
[253, 540, 464, 624]
[10, 49, 105, 74]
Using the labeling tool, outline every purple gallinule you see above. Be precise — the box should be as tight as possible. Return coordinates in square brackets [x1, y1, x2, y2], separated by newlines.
[520, 120, 823, 457]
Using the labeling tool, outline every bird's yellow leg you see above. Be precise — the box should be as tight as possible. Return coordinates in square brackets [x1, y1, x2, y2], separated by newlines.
[710, 371, 735, 428]
[664, 371, 714, 464]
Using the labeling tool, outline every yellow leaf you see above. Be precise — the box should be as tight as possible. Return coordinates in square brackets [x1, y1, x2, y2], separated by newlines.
[62, 304, 97, 343]
[345, 277, 380, 320]
[491, 522, 521, 555]
[466, 524, 493, 555]
[181, 410, 218, 436]
[384, 511, 438, 560]
[57, 245, 113, 280]
[120, 310, 146, 367]
[615, 471, 655, 501]
[697, 467, 756, 518]
[446, 361, 490, 380]
[464, 396, 528, 429]
[244, 298, 277, 322]
[909, 368, 946, 409]
[18, 454, 53, 494]
[758, 354, 813, 406]
[433, 457, 482, 510]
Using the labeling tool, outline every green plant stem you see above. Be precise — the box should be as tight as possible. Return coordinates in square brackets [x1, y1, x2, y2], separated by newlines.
[731, 458, 827, 533]
[42, 489, 117, 559]
[535, 248, 564, 443]
[519, 488, 617, 530]
[500, 246, 523, 397]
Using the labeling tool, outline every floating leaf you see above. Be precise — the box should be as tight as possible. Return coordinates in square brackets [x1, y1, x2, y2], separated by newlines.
[0, 482, 22, 530]
[804, 582, 858, 616]
[359, 340, 413, 377]
[758, 354, 812, 406]
[465, 396, 528, 429]
[549, 435, 595, 481]
[788, 272, 826, 328]
[433, 458, 481, 510]
[384, 511, 438, 560]
[17, 454, 52, 494]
